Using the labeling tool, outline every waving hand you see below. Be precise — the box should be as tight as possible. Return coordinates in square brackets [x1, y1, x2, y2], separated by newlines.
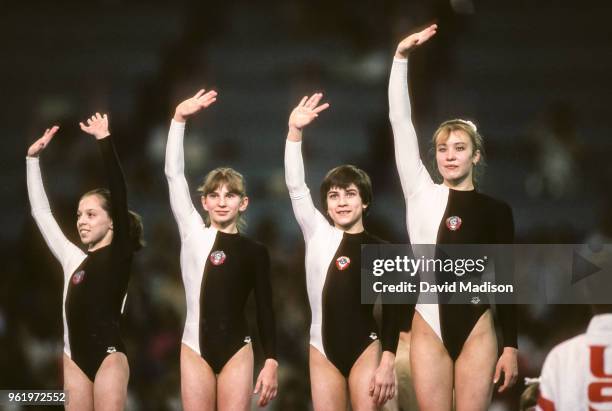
[79, 113, 110, 140]
[174, 89, 218, 123]
[27, 126, 59, 157]
[288, 93, 329, 131]
[395, 24, 437, 58]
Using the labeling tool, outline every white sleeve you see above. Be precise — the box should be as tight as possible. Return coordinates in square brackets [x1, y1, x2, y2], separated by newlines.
[284, 139, 326, 241]
[164, 120, 204, 240]
[26, 156, 81, 266]
[536, 348, 558, 410]
[388, 57, 434, 199]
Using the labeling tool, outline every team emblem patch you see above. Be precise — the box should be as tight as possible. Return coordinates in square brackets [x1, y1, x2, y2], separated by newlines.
[446, 216, 462, 231]
[72, 270, 85, 285]
[106, 346, 117, 354]
[369, 332, 378, 340]
[209, 250, 227, 266]
[336, 256, 351, 270]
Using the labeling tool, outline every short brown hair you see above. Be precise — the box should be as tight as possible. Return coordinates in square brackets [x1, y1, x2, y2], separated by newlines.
[197, 167, 247, 230]
[430, 119, 486, 187]
[320, 165, 372, 213]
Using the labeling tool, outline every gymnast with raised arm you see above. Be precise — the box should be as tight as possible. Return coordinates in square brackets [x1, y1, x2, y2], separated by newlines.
[285, 93, 400, 410]
[26, 113, 144, 411]
[164, 90, 278, 411]
[389, 24, 518, 411]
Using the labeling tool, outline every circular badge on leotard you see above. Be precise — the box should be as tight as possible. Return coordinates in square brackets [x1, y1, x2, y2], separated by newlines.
[336, 256, 351, 270]
[446, 216, 462, 231]
[71, 270, 85, 285]
[209, 250, 227, 266]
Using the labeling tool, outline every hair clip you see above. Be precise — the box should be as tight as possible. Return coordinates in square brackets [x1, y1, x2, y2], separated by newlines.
[458, 119, 477, 132]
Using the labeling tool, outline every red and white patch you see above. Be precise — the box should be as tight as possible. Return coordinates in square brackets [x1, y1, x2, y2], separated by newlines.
[209, 250, 227, 266]
[72, 270, 85, 285]
[446, 216, 462, 231]
[335, 256, 351, 271]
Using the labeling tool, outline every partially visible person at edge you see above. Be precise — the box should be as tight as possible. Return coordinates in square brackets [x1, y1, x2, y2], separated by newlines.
[537, 305, 612, 411]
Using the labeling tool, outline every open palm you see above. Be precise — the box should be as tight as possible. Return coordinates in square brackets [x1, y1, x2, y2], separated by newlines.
[288, 93, 330, 130]
[79, 113, 110, 140]
[27, 126, 59, 157]
[175, 89, 218, 122]
[396, 24, 438, 58]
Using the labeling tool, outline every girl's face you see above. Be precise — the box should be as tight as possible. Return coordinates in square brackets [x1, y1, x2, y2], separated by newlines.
[326, 183, 367, 231]
[436, 129, 480, 188]
[77, 194, 113, 250]
[201, 184, 248, 230]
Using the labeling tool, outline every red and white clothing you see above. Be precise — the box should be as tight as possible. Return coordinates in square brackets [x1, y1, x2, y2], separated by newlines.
[538, 314, 612, 411]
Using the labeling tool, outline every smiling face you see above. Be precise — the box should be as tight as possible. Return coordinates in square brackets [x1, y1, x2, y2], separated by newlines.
[320, 165, 372, 233]
[197, 167, 248, 232]
[201, 184, 248, 232]
[77, 194, 114, 251]
[326, 183, 367, 232]
[435, 129, 481, 189]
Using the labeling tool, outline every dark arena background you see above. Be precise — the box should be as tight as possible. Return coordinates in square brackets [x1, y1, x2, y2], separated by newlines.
[1, 0, 611, 409]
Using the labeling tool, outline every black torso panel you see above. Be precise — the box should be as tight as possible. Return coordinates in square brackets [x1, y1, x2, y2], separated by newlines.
[198, 231, 276, 373]
[322, 231, 398, 376]
[435, 189, 516, 359]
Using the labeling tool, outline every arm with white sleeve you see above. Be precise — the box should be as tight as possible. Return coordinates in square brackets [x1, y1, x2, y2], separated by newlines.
[536, 347, 559, 411]
[284, 93, 330, 241]
[164, 89, 217, 240]
[389, 24, 438, 198]
[26, 126, 82, 266]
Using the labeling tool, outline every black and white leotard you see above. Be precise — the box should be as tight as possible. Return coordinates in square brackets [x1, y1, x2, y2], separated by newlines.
[27, 136, 133, 381]
[165, 120, 276, 373]
[285, 139, 399, 377]
[389, 57, 517, 359]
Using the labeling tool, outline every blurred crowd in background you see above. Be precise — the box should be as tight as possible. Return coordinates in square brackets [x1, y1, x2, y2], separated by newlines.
[1, 0, 611, 409]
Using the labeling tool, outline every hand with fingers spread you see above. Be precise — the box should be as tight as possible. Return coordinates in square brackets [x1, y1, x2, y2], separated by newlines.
[174, 89, 218, 123]
[369, 352, 396, 406]
[253, 359, 278, 407]
[79, 113, 110, 140]
[494, 347, 518, 393]
[27, 126, 60, 157]
[395, 24, 438, 59]
[287, 93, 330, 142]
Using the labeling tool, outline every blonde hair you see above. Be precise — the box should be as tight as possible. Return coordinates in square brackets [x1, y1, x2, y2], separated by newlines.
[197, 167, 247, 230]
[430, 119, 486, 187]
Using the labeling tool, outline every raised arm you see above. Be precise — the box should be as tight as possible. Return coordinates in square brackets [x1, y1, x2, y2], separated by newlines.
[284, 93, 330, 240]
[389, 24, 437, 198]
[80, 113, 131, 251]
[164, 89, 217, 239]
[26, 126, 82, 265]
